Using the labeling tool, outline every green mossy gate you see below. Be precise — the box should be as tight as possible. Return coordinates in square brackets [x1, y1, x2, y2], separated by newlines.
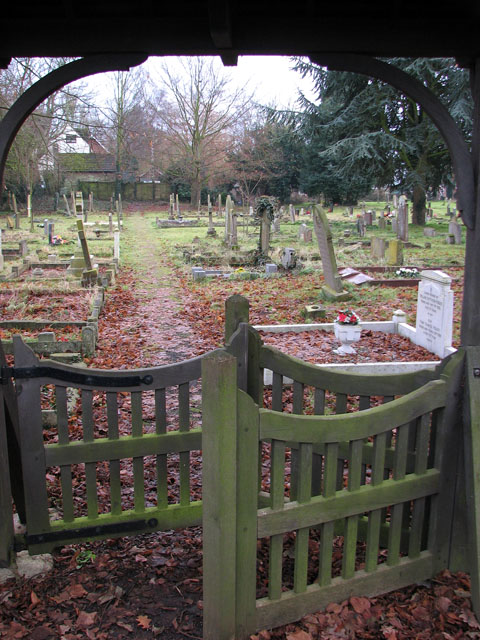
[201, 313, 480, 639]
[1, 296, 480, 640]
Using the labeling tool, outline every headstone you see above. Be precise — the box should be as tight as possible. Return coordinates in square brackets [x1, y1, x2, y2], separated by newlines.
[393, 194, 399, 208]
[312, 205, 348, 300]
[176, 194, 180, 218]
[108, 212, 113, 233]
[371, 236, 386, 259]
[75, 191, 84, 217]
[378, 217, 386, 230]
[48, 223, 54, 245]
[260, 212, 271, 254]
[88, 192, 93, 213]
[76, 219, 93, 271]
[225, 195, 233, 242]
[391, 218, 398, 234]
[303, 228, 312, 242]
[298, 223, 308, 239]
[364, 211, 373, 226]
[32, 268, 44, 279]
[289, 204, 295, 223]
[300, 208, 304, 216]
[207, 197, 216, 236]
[273, 217, 280, 233]
[231, 213, 238, 246]
[113, 231, 120, 262]
[218, 194, 222, 216]
[397, 202, 409, 241]
[356, 217, 365, 237]
[423, 227, 437, 237]
[19, 240, 28, 257]
[44, 219, 49, 235]
[386, 239, 403, 265]
[415, 270, 453, 358]
[448, 219, 462, 244]
[169, 194, 175, 220]
[81, 325, 96, 357]
[265, 263, 278, 274]
[280, 248, 296, 269]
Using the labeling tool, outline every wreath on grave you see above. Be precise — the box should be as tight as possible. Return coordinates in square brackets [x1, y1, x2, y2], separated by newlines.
[254, 196, 278, 221]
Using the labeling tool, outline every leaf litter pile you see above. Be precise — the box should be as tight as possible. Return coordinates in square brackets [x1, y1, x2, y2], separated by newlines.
[0, 243, 476, 640]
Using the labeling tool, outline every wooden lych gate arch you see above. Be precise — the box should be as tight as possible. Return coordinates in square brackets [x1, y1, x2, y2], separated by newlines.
[1, 42, 480, 640]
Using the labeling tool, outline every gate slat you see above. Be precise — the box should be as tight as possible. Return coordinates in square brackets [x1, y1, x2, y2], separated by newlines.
[408, 413, 430, 558]
[106, 392, 121, 515]
[342, 439, 363, 579]
[365, 431, 387, 572]
[294, 442, 312, 593]
[56, 386, 74, 522]
[318, 442, 338, 586]
[179, 382, 190, 506]
[272, 373, 283, 412]
[290, 382, 304, 501]
[81, 390, 98, 518]
[387, 423, 409, 566]
[336, 393, 347, 414]
[312, 389, 325, 496]
[155, 388, 168, 508]
[269, 439, 285, 600]
[131, 391, 145, 512]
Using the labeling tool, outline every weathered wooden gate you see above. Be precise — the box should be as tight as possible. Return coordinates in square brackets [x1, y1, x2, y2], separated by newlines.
[202, 322, 480, 639]
[1, 297, 480, 640]
[2, 334, 205, 556]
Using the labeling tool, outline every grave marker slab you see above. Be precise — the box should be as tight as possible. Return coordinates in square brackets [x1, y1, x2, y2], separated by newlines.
[371, 236, 386, 259]
[312, 205, 349, 301]
[448, 219, 462, 244]
[386, 239, 403, 265]
[415, 270, 453, 358]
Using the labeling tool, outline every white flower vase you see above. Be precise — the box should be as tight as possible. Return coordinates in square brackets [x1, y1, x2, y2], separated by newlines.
[334, 321, 362, 355]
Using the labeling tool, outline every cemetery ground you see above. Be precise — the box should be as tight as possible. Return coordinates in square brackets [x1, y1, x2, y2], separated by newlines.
[0, 202, 475, 639]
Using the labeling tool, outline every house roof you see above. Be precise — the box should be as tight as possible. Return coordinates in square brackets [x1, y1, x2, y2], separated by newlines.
[0, 1, 479, 68]
[58, 153, 116, 173]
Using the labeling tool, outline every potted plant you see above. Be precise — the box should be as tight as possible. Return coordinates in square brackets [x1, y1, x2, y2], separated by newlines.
[334, 309, 362, 355]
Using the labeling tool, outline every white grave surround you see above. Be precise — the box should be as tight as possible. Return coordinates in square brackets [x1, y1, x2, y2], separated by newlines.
[413, 270, 454, 358]
[255, 299, 456, 384]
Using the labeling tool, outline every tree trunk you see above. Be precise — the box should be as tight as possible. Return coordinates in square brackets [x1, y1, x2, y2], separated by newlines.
[412, 184, 426, 225]
[190, 179, 201, 207]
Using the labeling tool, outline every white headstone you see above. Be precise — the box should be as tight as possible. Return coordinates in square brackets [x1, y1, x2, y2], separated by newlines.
[415, 270, 453, 358]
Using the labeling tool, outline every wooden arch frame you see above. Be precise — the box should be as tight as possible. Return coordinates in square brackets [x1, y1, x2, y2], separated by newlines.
[0, 52, 479, 343]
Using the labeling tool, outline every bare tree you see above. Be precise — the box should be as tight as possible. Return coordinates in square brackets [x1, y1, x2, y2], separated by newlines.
[0, 58, 94, 198]
[155, 57, 251, 205]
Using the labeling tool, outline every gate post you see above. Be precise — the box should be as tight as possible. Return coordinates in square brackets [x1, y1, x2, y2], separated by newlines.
[463, 347, 480, 618]
[202, 350, 239, 639]
[0, 384, 14, 567]
[225, 295, 250, 344]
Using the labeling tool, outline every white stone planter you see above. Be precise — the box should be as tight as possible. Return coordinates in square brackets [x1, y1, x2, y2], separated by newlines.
[334, 322, 362, 355]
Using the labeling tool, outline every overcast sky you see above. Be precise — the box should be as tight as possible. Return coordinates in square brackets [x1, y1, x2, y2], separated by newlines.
[85, 55, 317, 110]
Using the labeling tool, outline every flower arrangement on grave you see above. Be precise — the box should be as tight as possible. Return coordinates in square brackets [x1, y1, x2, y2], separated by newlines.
[335, 309, 360, 325]
[235, 267, 245, 273]
[395, 267, 419, 278]
[52, 235, 68, 245]
[333, 309, 361, 355]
